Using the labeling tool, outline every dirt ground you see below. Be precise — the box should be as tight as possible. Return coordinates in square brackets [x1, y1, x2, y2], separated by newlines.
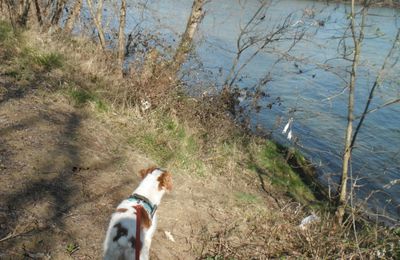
[0, 82, 271, 259]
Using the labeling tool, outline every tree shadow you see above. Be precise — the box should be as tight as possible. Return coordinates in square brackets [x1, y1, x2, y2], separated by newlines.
[0, 111, 82, 254]
[248, 153, 283, 208]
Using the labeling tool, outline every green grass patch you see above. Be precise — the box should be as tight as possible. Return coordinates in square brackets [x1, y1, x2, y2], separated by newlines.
[68, 88, 108, 112]
[127, 112, 206, 175]
[0, 21, 21, 61]
[11, 46, 64, 77]
[0, 20, 14, 42]
[4, 70, 20, 79]
[69, 88, 95, 104]
[249, 140, 316, 205]
[2, 45, 64, 82]
[235, 192, 260, 204]
[34, 52, 63, 71]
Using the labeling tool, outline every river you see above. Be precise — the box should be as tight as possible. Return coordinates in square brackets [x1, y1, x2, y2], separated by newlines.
[95, 0, 400, 223]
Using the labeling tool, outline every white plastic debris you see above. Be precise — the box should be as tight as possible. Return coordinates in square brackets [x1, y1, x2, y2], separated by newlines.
[298, 214, 320, 230]
[140, 100, 151, 112]
[287, 130, 293, 141]
[164, 231, 175, 242]
[282, 118, 293, 134]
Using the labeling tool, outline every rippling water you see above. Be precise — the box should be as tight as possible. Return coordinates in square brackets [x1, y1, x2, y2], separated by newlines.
[99, 0, 400, 223]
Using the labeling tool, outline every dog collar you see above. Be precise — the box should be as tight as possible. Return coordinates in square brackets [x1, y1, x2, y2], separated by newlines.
[127, 193, 157, 218]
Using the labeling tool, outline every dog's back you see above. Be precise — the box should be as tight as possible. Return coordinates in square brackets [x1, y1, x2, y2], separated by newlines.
[103, 167, 172, 260]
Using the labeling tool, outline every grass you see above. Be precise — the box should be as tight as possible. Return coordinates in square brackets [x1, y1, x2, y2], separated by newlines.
[0, 21, 21, 64]
[2, 19, 399, 259]
[19, 47, 63, 72]
[126, 111, 206, 175]
[0, 20, 14, 42]
[67, 88, 108, 112]
[1, 34, 64, 83]
[248, 140, 316, 205]
[235, 192, 260, 204]
[65, 242, 79, 255]
[34, 52, 63, 71]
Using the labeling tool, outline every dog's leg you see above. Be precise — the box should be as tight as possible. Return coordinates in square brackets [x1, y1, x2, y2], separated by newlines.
[140, 214, 157, 260]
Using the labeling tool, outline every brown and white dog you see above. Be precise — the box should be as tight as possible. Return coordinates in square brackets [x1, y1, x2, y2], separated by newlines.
[103, 167, 172, 260]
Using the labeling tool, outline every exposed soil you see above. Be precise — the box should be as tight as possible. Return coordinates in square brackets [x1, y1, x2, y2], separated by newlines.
[0, 81, 275, 259]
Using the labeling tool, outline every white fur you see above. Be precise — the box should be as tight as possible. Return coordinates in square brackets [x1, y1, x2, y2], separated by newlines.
[103, 169, 167, 260]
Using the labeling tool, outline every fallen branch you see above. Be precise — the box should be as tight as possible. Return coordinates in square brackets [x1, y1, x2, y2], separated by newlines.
[0, 231, 25, 243]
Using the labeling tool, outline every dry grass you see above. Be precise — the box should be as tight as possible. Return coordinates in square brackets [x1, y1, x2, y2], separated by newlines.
[0, 20, 399, 259]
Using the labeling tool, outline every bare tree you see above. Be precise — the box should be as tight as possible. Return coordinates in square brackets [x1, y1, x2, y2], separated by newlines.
[336, 0, 368, 226]
[224, 1, 305, 89]
[172, 0, 206, 71]
[5, 0, 18, 29]
[33, 0, 43, 26]
[350, 28, 400, 148]
[50, 0, 68, 27]
[336, 0, 400, 224]
[219, 0, 306, 116]
[64, 0, 83, 34]
[118, 0, 127, 76]
[17, 0, 30, 26]
[86, 0, 106, 50]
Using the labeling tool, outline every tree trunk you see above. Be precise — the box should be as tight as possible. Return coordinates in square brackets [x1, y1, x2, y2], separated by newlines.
[18, 0, 23, 15]
[51, 0, 68, 27]
[86, 0, 106, 50]
[64, 0, 82, 34]
[117, 0, 126, 76]
[95, 0, 103, 29]
[336, 0, 362, 225]
[33, 0, 43, 26]
[172, 0, 205, 71]
[17, 0, 31, 27]
[6, 0, 18, 29]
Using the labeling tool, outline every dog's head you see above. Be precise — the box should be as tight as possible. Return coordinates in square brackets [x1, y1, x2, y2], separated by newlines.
[139, 166, 173, 192]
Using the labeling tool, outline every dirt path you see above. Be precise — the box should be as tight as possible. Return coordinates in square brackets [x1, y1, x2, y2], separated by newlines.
[0, 88, 260, 259]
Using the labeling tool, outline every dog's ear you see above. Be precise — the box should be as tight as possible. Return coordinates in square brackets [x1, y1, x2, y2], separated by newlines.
[139, 166, 157, 179]
[158, 171, 173, 191]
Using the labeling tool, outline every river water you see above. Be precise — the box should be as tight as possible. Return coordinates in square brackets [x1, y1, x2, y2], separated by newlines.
[96, 0, 400, 223]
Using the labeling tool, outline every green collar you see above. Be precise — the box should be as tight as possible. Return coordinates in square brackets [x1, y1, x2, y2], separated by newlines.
[127, 193, 157, 218]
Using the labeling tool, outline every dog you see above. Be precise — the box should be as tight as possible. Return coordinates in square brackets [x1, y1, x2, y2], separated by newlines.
[103, 167, 172, 260]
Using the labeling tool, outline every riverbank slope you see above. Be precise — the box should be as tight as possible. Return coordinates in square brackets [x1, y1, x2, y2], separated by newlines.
[0, 21, 398, 259]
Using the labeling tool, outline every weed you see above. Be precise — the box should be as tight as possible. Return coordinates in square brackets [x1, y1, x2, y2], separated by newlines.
[67, 88, 108, 111]
[235, 192, 260, 204]
[34, 52, 63, 71]
[69, 88, 95, 105]
[0, 21, 20, 60]
[65, 242, 79, 255]
[4, 70, 20, 79]
[0, 20, 14, 42]
[95, 98, 108, 112]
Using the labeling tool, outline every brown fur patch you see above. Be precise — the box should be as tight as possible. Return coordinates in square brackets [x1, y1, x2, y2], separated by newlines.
[132, 206, 152, 229]
[116, 208, 128, 213]
[113, 223, 128, 242]
[158, 171, 173, 191]
[139, 166, 158, 179]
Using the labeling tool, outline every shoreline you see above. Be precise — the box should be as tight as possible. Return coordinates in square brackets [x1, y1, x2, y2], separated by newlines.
[1, 16, 399, 258]
[317, 0, 400, 8]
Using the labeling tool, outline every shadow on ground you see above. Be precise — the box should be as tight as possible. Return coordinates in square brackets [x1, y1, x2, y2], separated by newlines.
[0, 94, 141, 259]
